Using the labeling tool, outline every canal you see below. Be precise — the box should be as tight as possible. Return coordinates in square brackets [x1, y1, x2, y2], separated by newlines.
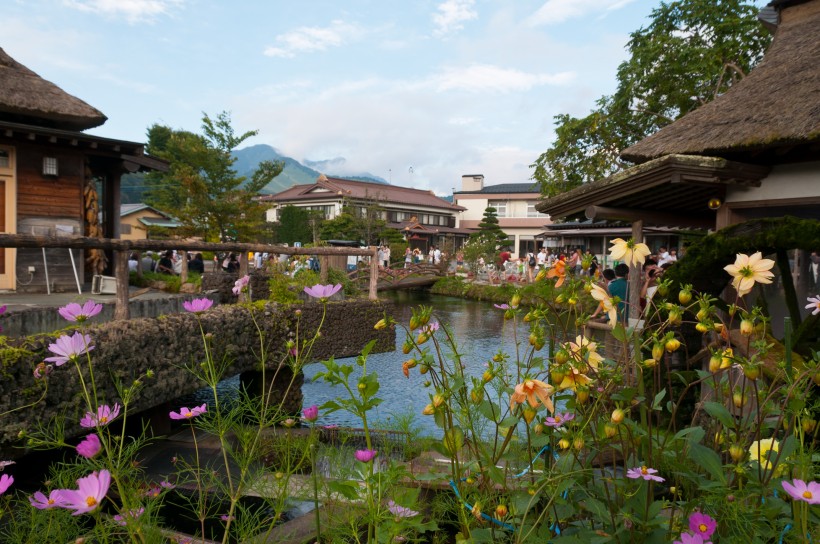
[302, 290, 532, 437]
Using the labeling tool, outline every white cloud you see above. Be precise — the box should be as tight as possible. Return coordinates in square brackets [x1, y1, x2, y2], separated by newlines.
[528, 0, 636, 26]
[433, 0, 478, 37]
[430, 64, 574, 93]
[263, 20, 362, 58]
[62, 0, 183, 23]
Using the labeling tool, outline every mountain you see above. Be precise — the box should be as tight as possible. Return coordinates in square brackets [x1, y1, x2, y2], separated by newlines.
[118, 144, 388, 204]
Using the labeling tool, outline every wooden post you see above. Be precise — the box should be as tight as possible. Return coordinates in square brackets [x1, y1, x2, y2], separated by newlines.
[320, 255, 329, 283]
[135, 250, 144, 278]
[629, 220, 643, 320]
[179, 250, 188, 284]
[114, 250, 130, 320]
[369, 248, 378, 300]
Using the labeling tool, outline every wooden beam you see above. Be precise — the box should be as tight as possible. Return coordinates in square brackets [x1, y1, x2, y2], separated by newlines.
[369, 248, 378, 301]
[114, 250, 130, 320]
[629, 220, 643, 322]
[585, 205, 713, 229]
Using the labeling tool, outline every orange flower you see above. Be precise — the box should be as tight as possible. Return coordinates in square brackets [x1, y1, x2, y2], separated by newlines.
[547, 260, 567, 288]
[510, 379, 555, 413]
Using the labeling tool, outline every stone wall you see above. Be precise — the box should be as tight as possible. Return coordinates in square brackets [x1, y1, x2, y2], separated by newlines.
[0, 299, 394, 455]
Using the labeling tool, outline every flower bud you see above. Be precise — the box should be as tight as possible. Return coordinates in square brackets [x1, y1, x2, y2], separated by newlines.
[604, 423, 617, 438]
[482, 370, 493, 383]
[495, 505, 508, 518]
[522, 407, 536, 424]
[554, 349, 570, 365]
[402, 340, 413, 354]
[471, 503, 483, 522]
[743, 365, 760, 381]
[572, 437, 585, 451]
[575, 388, 590, 404]
[732, 391, 746, 408]
[665, 338, 681, 352]
[422, 404, 435, 416]
[678, 289, 692, 305]
[533, 423, 545, 435]
[643, 358, 658, 368]
[709, 354, 722, 373]
[374, 318, 387, 330]
[433, 394, 445, 407]
[558, 438, 571, 450]
[802, 419, 817, 434]
[470, 388, 484, 404]
[695, 322, 709, 333]
[740, 319, 754, 336]
[510, 294, 521, 309]
[729, 444, 745, 463]
[611, 408, 625, 425]
[652, 343, 665, 362]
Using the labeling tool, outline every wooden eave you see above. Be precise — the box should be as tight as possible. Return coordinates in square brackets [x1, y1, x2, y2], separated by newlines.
[535, 154, 771, 227]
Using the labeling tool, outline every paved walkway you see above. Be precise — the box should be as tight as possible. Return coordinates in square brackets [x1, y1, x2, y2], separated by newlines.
[0, 284, 174, 314]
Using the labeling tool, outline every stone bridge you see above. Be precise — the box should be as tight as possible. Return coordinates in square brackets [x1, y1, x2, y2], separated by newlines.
[0, 299, 394, 457]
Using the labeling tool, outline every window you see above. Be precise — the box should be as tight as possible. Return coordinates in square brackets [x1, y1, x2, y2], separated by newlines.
[0, 149, 9, 168]
[489, 200, 507, 217]
[527, 202, 546, 218]
[121, 224, 132, 234]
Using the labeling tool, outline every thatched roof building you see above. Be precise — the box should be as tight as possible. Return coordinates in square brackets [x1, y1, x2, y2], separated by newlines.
[0, 47, 107, 131]
[621, 0, 820, 165]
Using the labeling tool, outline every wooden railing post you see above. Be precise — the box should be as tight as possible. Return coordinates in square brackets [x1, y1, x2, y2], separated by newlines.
[369, 247, 378, 301]
[320, 255, 329, 283]
[114, 250, 130, 320]
[179, 250, 188, 284]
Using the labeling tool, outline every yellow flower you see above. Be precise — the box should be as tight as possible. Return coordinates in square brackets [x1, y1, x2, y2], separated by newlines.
[609, 238, 651, 267]
[723, 252, 775, 296]
[558, 367, 592, 392]
[590, 283, 618, 327]
[748, 438, 779, 471]
[565, 335, 603, 370]
[510, 379, 555, 413]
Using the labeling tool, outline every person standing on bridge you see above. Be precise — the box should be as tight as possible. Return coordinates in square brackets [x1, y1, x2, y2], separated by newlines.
[404, 247, 412, 268]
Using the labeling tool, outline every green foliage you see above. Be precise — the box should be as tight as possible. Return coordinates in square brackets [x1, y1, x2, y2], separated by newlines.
[274, 205, 314, 245]
[475, 206, 511, 248]
[320, 197, 387, 245]
[145, 111, 284, 242]
[531, 0, 771, 196]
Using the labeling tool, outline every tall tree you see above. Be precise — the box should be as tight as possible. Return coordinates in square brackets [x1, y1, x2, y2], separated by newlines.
[275, 205, 313, 246]
[531, 0, 771, 197]
[145, 111, 284, 241]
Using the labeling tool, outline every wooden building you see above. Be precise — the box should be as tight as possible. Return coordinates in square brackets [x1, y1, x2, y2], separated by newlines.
[0, 48, 165, 292]
[120, 204, 180, 241]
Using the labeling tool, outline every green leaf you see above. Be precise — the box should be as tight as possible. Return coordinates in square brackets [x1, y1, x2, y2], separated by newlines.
[651, 389, 667, 411]
[687, 442, 726, 484]
[703, 401, 736, 429]
[611, 323, 627, 342]
[673, 426, 705, 444]
[328, 480, 359, 500]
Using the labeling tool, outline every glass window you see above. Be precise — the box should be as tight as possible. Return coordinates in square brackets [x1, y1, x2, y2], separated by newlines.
[527, 202, 547, 217]
[489, 200, 507, 217]
[0, 149, 8, 168]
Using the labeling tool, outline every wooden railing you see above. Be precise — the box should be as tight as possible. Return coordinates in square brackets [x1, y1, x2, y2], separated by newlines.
[0, 234, 379, 319]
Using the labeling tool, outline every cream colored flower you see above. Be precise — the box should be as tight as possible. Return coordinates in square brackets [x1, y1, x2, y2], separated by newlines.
[609, 238, 651, 267]
[724, 252, 775, 296]
[565, 335, 603, 370]
[590, 283, 618, 327]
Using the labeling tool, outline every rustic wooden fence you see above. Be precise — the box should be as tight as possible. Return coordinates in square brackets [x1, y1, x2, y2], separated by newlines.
[0, 234, 379, 319]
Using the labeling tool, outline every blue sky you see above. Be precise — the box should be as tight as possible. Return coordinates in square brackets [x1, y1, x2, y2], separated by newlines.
[8, 0, 677, 194]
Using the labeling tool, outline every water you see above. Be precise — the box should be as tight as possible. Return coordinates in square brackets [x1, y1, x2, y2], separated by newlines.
[302, 290, 532, 438]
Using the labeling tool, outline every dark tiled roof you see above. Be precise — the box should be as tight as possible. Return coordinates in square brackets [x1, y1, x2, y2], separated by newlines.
[261, 175, 466, 211]
[455, 182, 540, 194]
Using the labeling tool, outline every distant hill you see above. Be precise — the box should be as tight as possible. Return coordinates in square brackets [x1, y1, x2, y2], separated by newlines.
[119, 144, 389, 204]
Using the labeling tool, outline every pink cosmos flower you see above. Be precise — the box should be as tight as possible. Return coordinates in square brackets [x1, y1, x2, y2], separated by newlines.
[30, 490, 65, 509]
[76, 433, 102, 459]
[544, 412, 575, 428]
[58, 469, 111, 515]
[58, 301, 103, 323]
[673, 533, 709, 544]
[805, 296, 820, 316]
[220, 514, 235, 521]
[782, 479, 820, 504]
[80, 403, 121, 428]
[422, 321, 440, 334]
[303, 283, 342, 299]
[626, 466, 664, 482]
[688, 512, 717, 538]
[387, 500, 419, 518]
[114, 507, 144, 526]
[183, 298, 213, 314]
[169, 404, 207, 420]
[45, 332, 94, 366]
[232, 275, 250, 295]
[33, 362, 53, 379]
[160, 480, 176, 489]
[0, 460, 15, 471]
[302, 405, 319, 422]
[493, 304, 510, 310]
[144, 486, 161, 498]
[354, 449, 377, 463]
[0, 474, 13, 495]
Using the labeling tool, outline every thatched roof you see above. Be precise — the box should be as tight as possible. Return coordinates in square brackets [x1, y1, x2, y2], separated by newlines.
[621, 0, 820, 164]
[0, 48, 107, 131]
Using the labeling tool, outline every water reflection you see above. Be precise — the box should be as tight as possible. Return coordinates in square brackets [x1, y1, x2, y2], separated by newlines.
[303, 291, 532, 437]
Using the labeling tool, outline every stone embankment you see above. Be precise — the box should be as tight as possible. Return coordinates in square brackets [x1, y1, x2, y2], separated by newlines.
[0, 299, 394, 456]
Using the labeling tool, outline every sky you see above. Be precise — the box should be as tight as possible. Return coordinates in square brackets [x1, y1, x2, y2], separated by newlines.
[6, 0, 662, 195]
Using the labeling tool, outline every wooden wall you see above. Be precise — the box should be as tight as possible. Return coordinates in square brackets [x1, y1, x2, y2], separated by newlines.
[13, 143, 85, 293]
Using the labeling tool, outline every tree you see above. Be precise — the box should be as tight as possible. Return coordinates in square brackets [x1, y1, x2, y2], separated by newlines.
[476, 206, 511, 248]
[531, 0, 771, 197]
[318, 194, 387, 245]
[275, 205, 313, 246]
[145, 111, 284, 241]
